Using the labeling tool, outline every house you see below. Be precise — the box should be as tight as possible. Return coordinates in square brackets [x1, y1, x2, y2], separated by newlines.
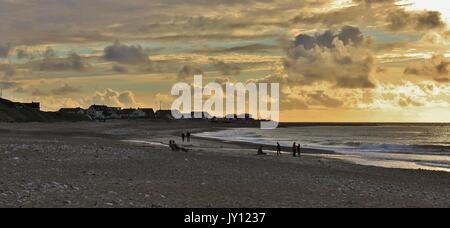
[58, 107, 85, 115]
[238, 113, 254, 120]
[225, 114, 238, 120]
[190, 111, 212, 119]
[87, 105, 107, 119]
[155, 110, 181, 120]
[120, 108, 136, 119]
[87, 105, 122, 119]
[140, 108, 155, 119]
[132, 108, 155, 119]
[130, 109, 146, 119]
[103, 109, 121, 119]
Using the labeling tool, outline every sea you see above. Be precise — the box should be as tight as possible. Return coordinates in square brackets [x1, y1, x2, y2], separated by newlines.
[194, 124, 450, 172]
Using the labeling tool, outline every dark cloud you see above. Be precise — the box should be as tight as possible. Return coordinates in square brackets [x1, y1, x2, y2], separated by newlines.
[0, 44, 11, 58]
[211, 59, 241, 76]
[197, 44, 280, 54]
[404, 55, 449, 83]
[294, 26, 364, 50]
[104, 42, 149, 64]
[285, 26, 375, 89]
[43, 47, 57, 59]
[177, 65, 203, 80]
[387, 9, 446, 32]
[112, 65, 128, 73]
[38, 53, 88, 71]
[0, 0, 328, 44]
[291, 4, 370, 26]
[16, 49, 30, 59]
[51, 84, 81, 96]
[18, 84, 80, 97]
[220, 44, 279, 53]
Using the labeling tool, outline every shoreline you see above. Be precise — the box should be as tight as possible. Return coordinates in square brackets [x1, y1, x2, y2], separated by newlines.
[192, 134, 337, 155]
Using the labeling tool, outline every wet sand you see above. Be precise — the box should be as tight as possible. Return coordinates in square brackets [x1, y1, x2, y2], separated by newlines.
[0, 120, 449, 208]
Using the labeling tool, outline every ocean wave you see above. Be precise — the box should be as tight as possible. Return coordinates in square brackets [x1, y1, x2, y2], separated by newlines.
[195, 127, 450, 172]
[336, 142, 450, 155]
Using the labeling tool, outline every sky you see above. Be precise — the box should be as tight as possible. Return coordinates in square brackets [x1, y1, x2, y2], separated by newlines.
[0, 0, 449, 122]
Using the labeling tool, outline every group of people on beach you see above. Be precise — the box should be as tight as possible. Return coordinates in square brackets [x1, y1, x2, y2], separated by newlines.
[169, 140, 188, 152]
[167, 131, 192, 152]
[291, 142, 302, 157]
[258, 142, 302, 157]
[181, 131, 191, 143]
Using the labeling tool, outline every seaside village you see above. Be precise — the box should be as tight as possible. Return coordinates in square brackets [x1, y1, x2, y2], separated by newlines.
[59, 104, 255, 122]
[0, 96, 256, 122]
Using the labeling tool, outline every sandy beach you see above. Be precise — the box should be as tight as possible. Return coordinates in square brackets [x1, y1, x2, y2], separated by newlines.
[0, 120, 449, 208]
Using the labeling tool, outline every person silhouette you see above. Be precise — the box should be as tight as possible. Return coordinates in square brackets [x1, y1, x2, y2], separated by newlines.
[292, 142, 297, 157]
[297, 144, 301, 157]
[276, 142, 282, 156]
[186, 131, 191, 142]
[182, 133, 185, 142]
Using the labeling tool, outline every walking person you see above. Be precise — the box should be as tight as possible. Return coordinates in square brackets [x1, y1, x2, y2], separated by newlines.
[186, 131, 191, 142]
[182, 133, 185, 142]
[292, 142, 297, 157]
[297, 144, 301, 157]
[276, 142, 282, 156]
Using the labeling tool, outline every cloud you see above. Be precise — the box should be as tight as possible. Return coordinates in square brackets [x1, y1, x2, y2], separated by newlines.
[90, 88, 139, 108]
[51, 84, 81, 96]
[0, 64, 15, 80]
[404, 55, 449, 82]
[307, 91, 344, 108]
[398, 97, 424, 108]
[13, 86, 28, 94]
[291, 0, 447, 33]
[112, 65, 128, 73]
[177, 65, 203, 80]
[284, 26, 375, 89]
[211, 59, 241, 76]
[0, 0, 329, 44]
[16, 49, 32, 60]
[211, 44, 280, 53]
[359, 81, 450, 109]
[386, 9, 446, 32]
[38, 53, 89, 71]
[118, 91, 138, 108]
[0, 81, 19, 90]
[0, 44, 11, 58]
[291, 3, 373, 26]
[104, 41, 150, 64]
[294, 26, 364, 49]
[31, 89, 49, 97]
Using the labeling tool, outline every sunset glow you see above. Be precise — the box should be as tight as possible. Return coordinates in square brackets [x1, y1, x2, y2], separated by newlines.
[0, 0, 449, 122]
